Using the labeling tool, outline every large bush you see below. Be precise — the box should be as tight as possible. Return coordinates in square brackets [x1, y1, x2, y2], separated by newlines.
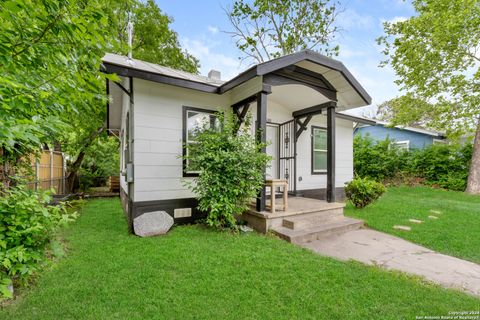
[345, 176, 386, 208]
[0, 186, 76, 298]
[353, 135, 407, 181]
[183, 112, 270, 229]
[354, 135, 472, 191]
[76, 135, 120, 191]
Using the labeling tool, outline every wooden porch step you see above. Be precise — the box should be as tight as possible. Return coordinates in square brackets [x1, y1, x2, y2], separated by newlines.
[282, 208, 344, 230]
[271, 217, 363, 244]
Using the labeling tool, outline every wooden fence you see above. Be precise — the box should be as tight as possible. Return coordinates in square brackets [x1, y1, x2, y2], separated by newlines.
[27, 150, 66, 194]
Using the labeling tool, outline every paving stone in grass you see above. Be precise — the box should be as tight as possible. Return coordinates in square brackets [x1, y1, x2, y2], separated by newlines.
[409, 219, 423, 224]
[428, 215, 439, 220]
[394, 225, 411, 231]
[430, 210, 442, 215]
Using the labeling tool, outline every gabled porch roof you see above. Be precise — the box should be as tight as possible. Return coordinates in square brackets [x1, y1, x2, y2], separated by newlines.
[102, 49, 371, 112]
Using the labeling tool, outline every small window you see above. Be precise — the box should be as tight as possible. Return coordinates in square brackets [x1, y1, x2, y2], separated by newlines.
[394, 140, 410, 151]
[183, 107, 219, 176]
[312, 127, 327, 174]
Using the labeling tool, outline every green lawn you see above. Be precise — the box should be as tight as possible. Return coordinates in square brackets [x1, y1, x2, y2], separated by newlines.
[345, 186, 480, 264]
[1, 198, 478, 319]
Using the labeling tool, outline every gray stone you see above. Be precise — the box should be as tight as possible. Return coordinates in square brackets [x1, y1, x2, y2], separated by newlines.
[133, 211, 173, 237]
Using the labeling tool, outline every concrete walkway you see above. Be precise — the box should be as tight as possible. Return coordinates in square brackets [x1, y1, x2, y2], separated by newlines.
[302, 229, 480, 296]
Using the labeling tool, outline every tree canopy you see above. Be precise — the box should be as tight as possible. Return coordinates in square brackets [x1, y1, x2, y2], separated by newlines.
[0, 0, 200, 190]
[107, 0, 199, 73]
[226, 0, 340, 64]
[0, 0, 108, 161]
[378, 0, 480, 194]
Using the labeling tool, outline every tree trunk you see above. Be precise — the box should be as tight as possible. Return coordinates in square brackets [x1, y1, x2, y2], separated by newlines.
[466, 119, 480, 194]
[65, 125, 105, 193]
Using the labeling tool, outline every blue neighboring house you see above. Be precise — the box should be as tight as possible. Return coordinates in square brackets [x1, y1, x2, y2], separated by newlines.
[354, 119, 447, 150]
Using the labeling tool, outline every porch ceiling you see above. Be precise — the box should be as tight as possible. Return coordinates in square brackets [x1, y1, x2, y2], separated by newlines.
[294, 60, 366, 109]
[267, 84, 331, 112]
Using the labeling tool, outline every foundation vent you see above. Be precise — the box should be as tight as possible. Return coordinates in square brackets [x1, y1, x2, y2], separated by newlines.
[174, 208, 192, 218]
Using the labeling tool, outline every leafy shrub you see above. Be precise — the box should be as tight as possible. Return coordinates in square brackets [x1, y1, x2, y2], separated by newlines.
[0, 185, 77, 298]
[76, 135, 120, 191]
[353, 134, 406, 181]
[345, 176, 386, 208]
[183, 112, 270, 229]
[354, 135, 472, 191]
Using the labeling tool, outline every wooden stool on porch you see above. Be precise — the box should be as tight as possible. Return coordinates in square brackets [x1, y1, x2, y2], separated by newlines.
[265, 179, 288, 213]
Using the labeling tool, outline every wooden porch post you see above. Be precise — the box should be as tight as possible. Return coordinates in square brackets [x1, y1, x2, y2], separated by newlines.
[326, 103, 336, 203]
[256, 91, 268, 211]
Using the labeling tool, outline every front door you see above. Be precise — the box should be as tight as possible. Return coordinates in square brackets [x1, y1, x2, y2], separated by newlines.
[279, 120, 296, 193]
[266, 124, 279, 179]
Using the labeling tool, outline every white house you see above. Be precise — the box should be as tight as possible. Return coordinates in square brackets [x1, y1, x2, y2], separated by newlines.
[102, 50, 372, 231]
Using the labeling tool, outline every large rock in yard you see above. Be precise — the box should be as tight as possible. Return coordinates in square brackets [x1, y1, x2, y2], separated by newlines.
[133, 211, 173, 237]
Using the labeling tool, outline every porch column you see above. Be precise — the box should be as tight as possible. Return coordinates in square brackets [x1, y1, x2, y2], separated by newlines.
[326, 103, 336, 203]
[256, 90, 268, 211]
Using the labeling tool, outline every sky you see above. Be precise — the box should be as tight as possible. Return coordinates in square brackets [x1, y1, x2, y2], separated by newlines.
[155, 0, 416, 115]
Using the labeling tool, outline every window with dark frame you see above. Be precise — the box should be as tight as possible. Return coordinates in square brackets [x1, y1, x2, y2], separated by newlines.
[312, 126, 327, 174]
[183, 106, 219, 176]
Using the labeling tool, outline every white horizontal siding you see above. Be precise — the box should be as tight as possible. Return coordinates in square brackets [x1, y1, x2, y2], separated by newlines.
[296, 117, 353, 190]
[132, 79, 229, 202]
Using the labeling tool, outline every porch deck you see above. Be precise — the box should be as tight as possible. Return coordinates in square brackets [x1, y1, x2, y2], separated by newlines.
[242, 196, 346, 233]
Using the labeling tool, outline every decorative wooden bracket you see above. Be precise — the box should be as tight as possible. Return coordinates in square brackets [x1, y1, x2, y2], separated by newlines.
[233, 103, 251, 124]
[295, 114, 313, 142]
[113, 81, 132, 96]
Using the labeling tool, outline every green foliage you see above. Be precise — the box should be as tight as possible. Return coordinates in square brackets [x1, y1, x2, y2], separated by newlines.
[227, 0, 340, 63]
[77, 135, 120, 190]
[345, 186, 480, 263]
[1, 198, 479, 318]
[106, 0, 199, 73]
[378, 0, 480, 136]
[345, 176, 386, 209]
[353, 134, 406, 181]
[408, 143, 472, 191]
[183, 112, 270, 229]
[377, 0, 480, 193]
[0, 0, 109, 157]
[354, 135, 473, 191]
[0, 185, 77, 298]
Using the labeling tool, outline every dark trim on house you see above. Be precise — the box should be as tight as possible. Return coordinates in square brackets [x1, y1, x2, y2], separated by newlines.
[218, 68, 258, 94]
[256, 91, 267, 212]
[127, 77, 135, 202]
[231, 94, 257, 128]
[335, 112, 376, 125]
[295, 115, 313, 142]
[225, 50, 371, 105]
[120, 187, 133, 232]
[121, 185, 206, 233]
[311, 125, 328, 175]
[292, 101, 336, 119]
[103, 62, 219, 93]
[113, 79, 132, 96]
[298, 187, 346, 201]
[326, 105, 336, 202]
[102, 50, 371, 104]
[106, 79, 110, 131]
[263, 72, 337, 101]
[182, 106, 218, 177]
[131, 198, 206, 225]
